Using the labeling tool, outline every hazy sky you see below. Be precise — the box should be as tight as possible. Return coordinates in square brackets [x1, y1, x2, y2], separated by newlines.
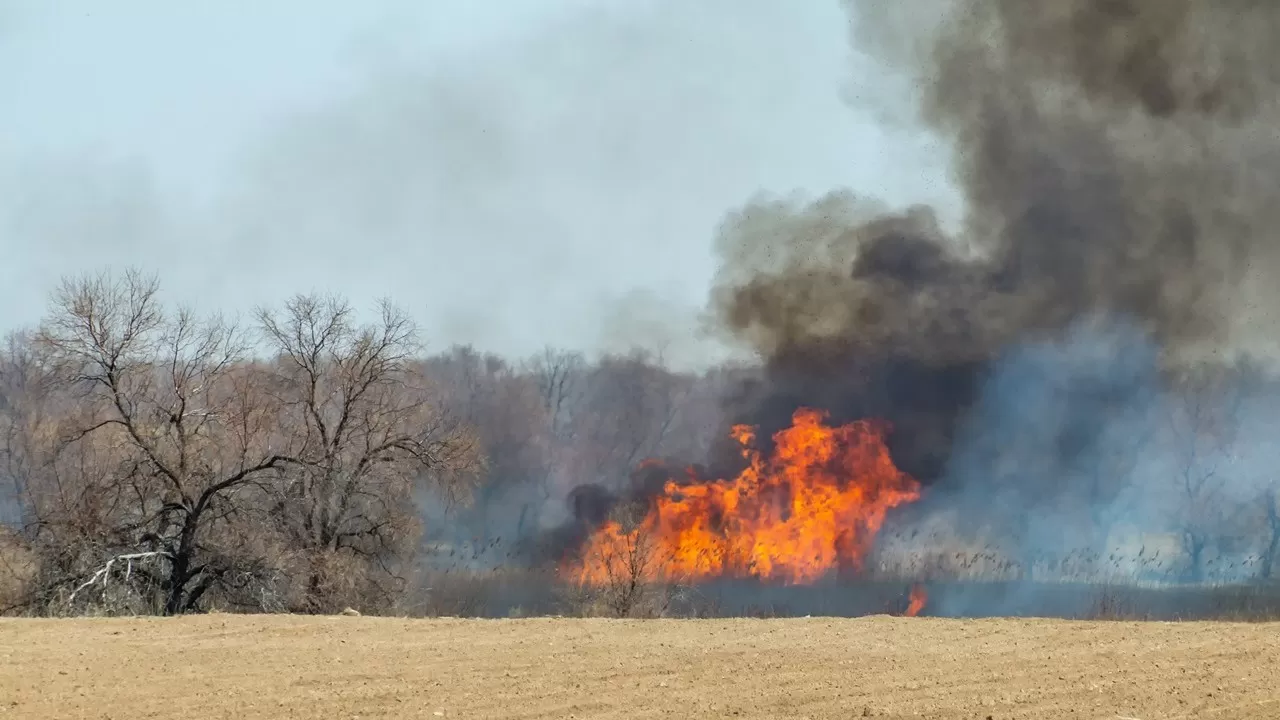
[0, 0, 956, 367]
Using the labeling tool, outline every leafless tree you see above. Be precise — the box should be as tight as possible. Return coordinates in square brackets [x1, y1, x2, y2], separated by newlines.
[1261, 490, 1280, 581]
[1162, 365, 1249, 582]
[567, 500, 676, 618]
[514, 348, 586, 536]
[256, 294, 482, 612]
[415, 347, 555, 565]
[571, 350, 693, 492]
[526, 347, 586, 443]
[0, 332, 45, 530]
[28, 269, 299, 614]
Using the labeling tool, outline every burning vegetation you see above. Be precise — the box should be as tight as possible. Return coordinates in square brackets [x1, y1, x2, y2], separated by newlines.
[568, 408, 920, 586]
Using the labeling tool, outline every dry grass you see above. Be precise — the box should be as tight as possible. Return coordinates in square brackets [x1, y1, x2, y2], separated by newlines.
[3, 614, 1279, 719]
[389, 567, 1280, 621]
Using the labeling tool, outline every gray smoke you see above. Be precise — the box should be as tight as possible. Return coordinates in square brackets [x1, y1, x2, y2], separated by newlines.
[699, 0, 1280, 588]
[707, 0, 1280, 468]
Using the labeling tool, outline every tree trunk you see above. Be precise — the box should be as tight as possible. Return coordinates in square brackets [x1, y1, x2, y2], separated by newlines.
[163, 517, 200, 615]
[304, 569, 326, 614]
[163, 553, 189, 616]
[1262, 501, 1280, 581]
[1183, 533, 1206, 583]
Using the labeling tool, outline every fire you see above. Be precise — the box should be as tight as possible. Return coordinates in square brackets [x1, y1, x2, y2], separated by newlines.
[569, 407, 922, 585]
[905, 584, 927, 617]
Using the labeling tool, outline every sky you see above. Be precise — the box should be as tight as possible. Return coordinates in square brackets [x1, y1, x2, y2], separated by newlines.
[0, 0, 957, 368]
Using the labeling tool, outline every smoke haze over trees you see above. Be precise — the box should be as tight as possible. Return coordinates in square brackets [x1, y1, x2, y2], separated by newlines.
[5, 1, 1280, 616]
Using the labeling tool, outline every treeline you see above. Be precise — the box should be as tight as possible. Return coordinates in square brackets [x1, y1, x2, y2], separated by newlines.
[0, 270, 734, 616]
[5, 270, 1280, 619]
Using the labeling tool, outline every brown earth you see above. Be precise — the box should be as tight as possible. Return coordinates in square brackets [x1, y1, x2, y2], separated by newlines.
[1, 615, 1278, 719]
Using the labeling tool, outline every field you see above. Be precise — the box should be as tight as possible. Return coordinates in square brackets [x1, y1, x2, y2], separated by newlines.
[3, 615, 1279, 720]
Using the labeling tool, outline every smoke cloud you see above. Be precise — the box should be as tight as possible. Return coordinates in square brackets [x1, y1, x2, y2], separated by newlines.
[707, 0, 1280, 477]
[677, 0, 1280, 596]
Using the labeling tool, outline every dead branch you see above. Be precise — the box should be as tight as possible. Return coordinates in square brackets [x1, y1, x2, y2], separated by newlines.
[66, 550, 171, 604]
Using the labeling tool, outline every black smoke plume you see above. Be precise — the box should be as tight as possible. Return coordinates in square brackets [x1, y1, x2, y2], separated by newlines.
[708, 0, 1280, 485]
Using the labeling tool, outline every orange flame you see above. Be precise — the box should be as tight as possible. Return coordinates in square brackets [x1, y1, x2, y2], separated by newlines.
[905, 584, 927, 617]
[568, 408, 922, 585]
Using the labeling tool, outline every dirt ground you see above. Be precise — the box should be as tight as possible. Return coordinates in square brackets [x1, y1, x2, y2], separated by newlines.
[1, 615, 1278, 720]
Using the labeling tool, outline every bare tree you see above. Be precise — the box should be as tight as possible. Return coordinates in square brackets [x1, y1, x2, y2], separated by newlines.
[515, 348, 587, 537]
[30, 269, 298, 614]
[257, 294, 481, 612]
[570, 350, 692, 492]
[0, 334, 47, 611]
[567, 500, 676, 618]
[1162, 365, 1248, 583]
[1261, 489, 1280, 581]
[0, 332, 45, 530]
[416, 347, 554, 564]
[471, 367, 551, 546]
[526, 347, 586, 443]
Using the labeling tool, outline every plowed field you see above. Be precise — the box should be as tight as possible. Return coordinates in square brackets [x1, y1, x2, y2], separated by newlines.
[2, 615, 1278, 719]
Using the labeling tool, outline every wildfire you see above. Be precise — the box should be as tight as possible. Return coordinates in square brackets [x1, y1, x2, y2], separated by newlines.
[905, 584, 927, 617]
[569, 407, 922, 585]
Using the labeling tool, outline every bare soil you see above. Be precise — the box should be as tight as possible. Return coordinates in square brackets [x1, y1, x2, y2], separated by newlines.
[2, 615, 1278, 719]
